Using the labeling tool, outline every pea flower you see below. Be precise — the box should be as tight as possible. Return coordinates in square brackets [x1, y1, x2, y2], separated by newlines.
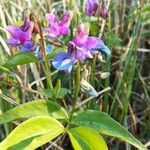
[45, 10, 73, 38]
[5, 17, 53, 59]
[86, 0, 99, 16]
[52, 23, 111, 72]
[5, 18, 34, 47]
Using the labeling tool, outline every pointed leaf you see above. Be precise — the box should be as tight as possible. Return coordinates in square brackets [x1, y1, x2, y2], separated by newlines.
[55, 79, 61, 98]
[9, 130, 61, 150]
[0, 116, 65, 149]
[68, 126, 108, 150]
[72, 110, 146, 150]
[0, 99, 69, 124]
[3, 53, 38, 68]
[44, 88, 68, 99]
[9, 131, 61, 150]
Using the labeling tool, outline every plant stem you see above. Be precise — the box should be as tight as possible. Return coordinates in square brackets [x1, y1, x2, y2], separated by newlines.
[70, 61, 80, 120]
[103, 12, 111, 113]
[90, 56, 96, 86]
[31, 14, 54, 97]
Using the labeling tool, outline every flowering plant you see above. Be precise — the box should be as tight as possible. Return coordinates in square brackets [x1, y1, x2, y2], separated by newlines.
[0, 1, 147, 150]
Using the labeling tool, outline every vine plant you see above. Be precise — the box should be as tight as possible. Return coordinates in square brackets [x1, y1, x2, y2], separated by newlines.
[0, 0, 147, 150]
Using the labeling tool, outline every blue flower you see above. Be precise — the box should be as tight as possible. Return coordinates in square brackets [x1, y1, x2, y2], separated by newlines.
[34, 45, 53, 60]
[52, 52, 73, 72]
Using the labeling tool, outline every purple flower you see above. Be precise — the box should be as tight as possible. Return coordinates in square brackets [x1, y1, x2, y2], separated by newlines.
[100, 2, 108, 20]
[52, 23, 111, 72]
[68, 24, 93, 62]
[5, 16, 53, 60]
[45, 10, 73, 38]
[69, 24, 111, 61]
[5, 18, 34, 47]
[86, 0, 99, 16]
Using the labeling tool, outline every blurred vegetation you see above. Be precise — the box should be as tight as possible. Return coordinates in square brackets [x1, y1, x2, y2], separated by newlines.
[0, 0, 150, 149]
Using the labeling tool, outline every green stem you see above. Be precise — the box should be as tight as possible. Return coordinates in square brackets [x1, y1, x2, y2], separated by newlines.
[70, 61, 80, 120]
[74, 62, 80, 101]
[90, 56, 96, 86]
[103, 13, 111, 113]
[31, 14, 54, 97]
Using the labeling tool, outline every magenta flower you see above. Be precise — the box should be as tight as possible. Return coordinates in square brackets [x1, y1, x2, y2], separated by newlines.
[5, 17, 53, 59]
[52, 23, 111, 72]
[5, 18, 34, 47]
[68, 24, 95, 62]
[86, 0, 99, 16]
[45, 10, 73, 38]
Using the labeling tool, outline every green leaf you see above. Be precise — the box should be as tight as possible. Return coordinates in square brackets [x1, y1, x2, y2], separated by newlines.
[57, 88, 68, 99]
[72, 110, 146, 150]
[68, 126, 108, 150]
[3, 53, 38, 68]
[0, 99, 69, 124]
[9, 131, 61, 150]
[0, 116, 64, 149]
[0, 66, 12, 74]
[44, 88, 68, 99]
[55, 79, 61, 98]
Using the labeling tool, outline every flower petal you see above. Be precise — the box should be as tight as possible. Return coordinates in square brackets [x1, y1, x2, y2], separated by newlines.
[5, 25, 30, 42]
[5, 25, 22, 35]
[44, 27, 59, 38]
[20, 18, 34, 34]
[86, 0, 99, 16]
[100, 3, 108, 20]
[21, 41, 34, 52]
[46, 13, 57, 26]
[59, 27, 70, 35]
[52, 52, 74, 71]
[85, 37, 101, 49]
[86, 50, 93, 58]
[68, 41, 88, 61]
[45, 11, 72, 38]
[59, 10, 73, 27]
[97, 45, 111, 56]
[33, 46, 42, 60]
[74, 24, 89, 44]
[7, 37, 21, 46]
[46, 45, 53, 54]
[88, 37, 111, 56]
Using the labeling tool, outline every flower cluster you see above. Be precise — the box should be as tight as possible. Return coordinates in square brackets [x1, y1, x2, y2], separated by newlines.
[5, 11, 73, 59]
[5, 17, 35, 48]
[5, 17, 44, 58]
[45, 11, 73, 38]
[52, 23, 111, 72]
[5, 1, 110, 72]
[86, 0, 108, 20]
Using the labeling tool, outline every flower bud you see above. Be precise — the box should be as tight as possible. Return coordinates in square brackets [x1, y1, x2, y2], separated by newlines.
[100, 2, 108, 20]
[98, 72, 110, 79]
[86, 0, 99, 16]
[97, 53, 105, 62]
[81, 78, 98, 97]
